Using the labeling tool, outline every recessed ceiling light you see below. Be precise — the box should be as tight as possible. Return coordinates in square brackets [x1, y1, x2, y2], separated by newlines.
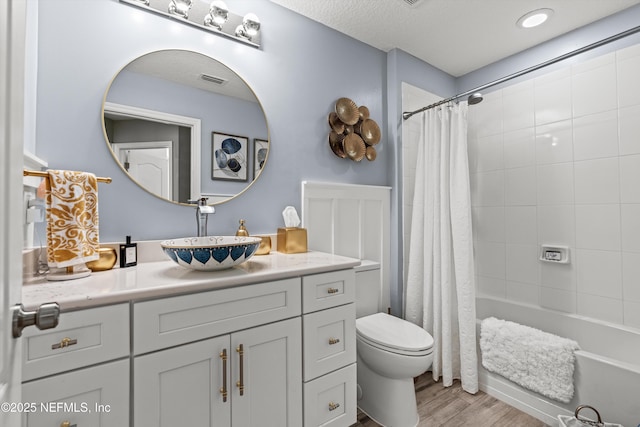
[516, 8, 554, 28]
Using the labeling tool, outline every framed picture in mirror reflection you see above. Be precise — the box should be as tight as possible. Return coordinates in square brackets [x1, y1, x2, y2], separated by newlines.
[253, 138, 268, 180]
[212, 132, 249, 181]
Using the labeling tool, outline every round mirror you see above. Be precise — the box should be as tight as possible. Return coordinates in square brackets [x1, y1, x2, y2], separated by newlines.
[102, 49, 269, 206]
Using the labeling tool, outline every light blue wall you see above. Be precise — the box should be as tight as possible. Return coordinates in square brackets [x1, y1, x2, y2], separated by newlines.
[34, 0, 388, 242]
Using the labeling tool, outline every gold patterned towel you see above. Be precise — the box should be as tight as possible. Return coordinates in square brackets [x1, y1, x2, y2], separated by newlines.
[45, 170, 100, 268]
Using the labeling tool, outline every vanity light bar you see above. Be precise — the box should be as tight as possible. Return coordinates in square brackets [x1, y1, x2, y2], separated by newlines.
[119, 0, 261, 48]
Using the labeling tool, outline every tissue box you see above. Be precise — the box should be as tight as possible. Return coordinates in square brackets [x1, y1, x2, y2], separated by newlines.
[277, 227, 307, 254]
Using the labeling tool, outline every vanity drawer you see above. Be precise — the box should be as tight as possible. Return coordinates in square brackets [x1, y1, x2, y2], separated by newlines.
[22, 303, 129, 381]
[303, 363, 356, 427]
[23, 359, 129, 427]
[302, 269, 355, 313]
[303, 303, 356, 381]
[134, 277, 301, 355]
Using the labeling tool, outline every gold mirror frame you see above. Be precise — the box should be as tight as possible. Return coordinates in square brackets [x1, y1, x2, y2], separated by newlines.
[101, 49, 269, 206]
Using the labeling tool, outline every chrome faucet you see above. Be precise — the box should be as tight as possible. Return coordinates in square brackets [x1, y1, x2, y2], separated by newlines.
[194, 198, 215, 237]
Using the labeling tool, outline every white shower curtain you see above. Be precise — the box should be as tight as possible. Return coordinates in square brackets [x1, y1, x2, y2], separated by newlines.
[405, 102, 478, 394]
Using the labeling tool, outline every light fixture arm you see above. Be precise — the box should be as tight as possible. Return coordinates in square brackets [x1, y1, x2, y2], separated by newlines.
[120, 0, 261, 48]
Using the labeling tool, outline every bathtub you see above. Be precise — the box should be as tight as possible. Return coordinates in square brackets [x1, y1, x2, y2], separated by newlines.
[476, 297, 640, 427]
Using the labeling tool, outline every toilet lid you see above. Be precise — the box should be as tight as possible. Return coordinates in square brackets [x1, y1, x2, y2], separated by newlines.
[356, 313, 434, 352]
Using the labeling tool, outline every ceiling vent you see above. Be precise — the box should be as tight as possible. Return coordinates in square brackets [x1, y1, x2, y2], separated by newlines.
[401, 0, 425, 7]
[200, 73, 227, 85]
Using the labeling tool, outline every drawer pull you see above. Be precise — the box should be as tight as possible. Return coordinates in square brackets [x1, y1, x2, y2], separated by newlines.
[60, 421, 77, 427]
[327, 287, 339, 294]
[52, 337, 78, 350]
[220, 349, 228, 403]
[236, 344, 244, 396]
[328, 402, 340, 411]
[328, 338, 340, 345]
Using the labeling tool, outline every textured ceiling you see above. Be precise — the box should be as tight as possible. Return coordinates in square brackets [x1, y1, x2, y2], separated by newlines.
[269, 0, 640, 76]
[123, 50, 257, 102]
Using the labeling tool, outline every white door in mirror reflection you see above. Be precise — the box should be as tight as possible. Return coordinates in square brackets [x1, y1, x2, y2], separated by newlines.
[113, 141, 172, 200]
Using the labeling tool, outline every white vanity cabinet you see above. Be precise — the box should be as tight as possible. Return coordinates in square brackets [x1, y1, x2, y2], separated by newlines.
[301, 270, 357, 427]
[21, 304, 130, 426]
[132, 277, 303, 427]
[19, 252, 361, 427]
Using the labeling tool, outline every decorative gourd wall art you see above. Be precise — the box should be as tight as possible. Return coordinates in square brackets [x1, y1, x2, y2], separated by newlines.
[327, 97, 381, 162]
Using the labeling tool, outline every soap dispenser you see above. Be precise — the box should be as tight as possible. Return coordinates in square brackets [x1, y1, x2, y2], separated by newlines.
[236, 219, 249, 237]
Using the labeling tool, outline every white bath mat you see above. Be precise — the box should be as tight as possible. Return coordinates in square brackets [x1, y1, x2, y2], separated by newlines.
[480, 316, 580, 403]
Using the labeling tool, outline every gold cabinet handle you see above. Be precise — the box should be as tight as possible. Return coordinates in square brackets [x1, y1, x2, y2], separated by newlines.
[327, 287, 339, 294]
[52, 337, 78, 350]
[236, 344, 244, 396]
[328, 402, 340, 411]
[219, 349, 228, 403]
[328, 338, 340, 345]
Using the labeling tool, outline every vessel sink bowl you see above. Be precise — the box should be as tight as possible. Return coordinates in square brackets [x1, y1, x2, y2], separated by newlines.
[161, 236, 262, 271]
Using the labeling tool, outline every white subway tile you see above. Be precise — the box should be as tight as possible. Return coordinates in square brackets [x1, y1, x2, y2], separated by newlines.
[474, 93, 503, 138]
[619, 154, 640, 203]
[534, 69, 572, 125]
[538, 205, 575, 246]
[535, 120, 573, 165]
[621, 204, 640, 253]
[537, 163, 574, 205]
[577, 293, 623, 324]
[475, 133, 503, 172]
[572, 54, 617, 118]
[473, 206, 505, 243]
[506, 244, 540, 285]
[477, 275, 506, 298]
[475, 241, 506, 279]
[575, 204, 621, 251]
[540, 287, 576, 313]
[573, 110, 618, 161]
[505, 206, 537, 244]
[622, 252, 640, 302]
[503, 81, 534, 132]
[618, 104, 640, 155]
[504, 128, 535, 168]
[574, 158, 620, 204]
[505, 166, 536, 206]
[506, 281, 540, 305]
[617, 45, 640, 109]
[576, 249, 623, 299]
[541, 261, 576, 291]
[623, 300, 640, 329]
[471, 170, 504, 207]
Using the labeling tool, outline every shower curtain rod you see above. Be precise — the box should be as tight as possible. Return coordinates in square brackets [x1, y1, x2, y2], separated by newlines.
[402, 24, 640, 120]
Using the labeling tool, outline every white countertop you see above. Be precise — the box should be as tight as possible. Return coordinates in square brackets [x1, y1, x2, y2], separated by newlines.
[22, 251, 360, 311]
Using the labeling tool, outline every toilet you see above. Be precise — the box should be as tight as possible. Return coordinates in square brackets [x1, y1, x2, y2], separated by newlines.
[355, 265, 434, 427]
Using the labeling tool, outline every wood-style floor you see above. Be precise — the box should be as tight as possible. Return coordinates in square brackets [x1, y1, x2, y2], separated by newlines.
[354, 373, 548, 427]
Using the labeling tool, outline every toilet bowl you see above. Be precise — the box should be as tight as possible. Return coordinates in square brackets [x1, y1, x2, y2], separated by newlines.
[356, 312, 434, 427]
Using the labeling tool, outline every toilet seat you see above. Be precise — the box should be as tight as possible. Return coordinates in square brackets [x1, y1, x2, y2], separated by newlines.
[356, 313, 434, 357]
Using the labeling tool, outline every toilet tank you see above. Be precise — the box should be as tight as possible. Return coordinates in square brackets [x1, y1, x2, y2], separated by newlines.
[355, 261, 382, 319]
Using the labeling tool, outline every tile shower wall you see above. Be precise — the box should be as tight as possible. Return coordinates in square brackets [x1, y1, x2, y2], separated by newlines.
[468, 43, 640, 329]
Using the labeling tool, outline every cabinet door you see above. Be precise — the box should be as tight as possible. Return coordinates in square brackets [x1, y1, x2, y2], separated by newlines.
[23, 359, 129, 427]
[231, 317, 302, 427]
[134, 336, 231, 427]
